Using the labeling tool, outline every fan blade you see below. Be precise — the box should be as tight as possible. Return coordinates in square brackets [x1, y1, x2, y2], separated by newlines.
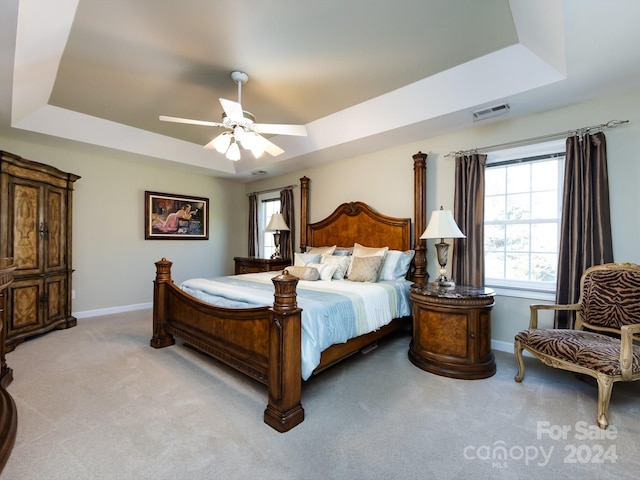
[253, 123, 307, 136]
[251, 133, 284, 157]
[159, 115, 224, 128]
[219, 98, 245, 122]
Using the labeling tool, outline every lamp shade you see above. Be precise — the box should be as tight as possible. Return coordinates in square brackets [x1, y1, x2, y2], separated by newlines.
[266, 213, 290, 232]
[420, 208, 465, 239]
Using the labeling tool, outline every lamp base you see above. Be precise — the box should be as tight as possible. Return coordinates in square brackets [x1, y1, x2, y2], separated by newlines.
[433, 275, 456, 289]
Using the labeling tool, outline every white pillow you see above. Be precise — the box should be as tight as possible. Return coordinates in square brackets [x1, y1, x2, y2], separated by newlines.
[294, 252, 321, 266]
[321, 254, 351, 280]
[307, 262, 339, 281]
[379, 250, 415, 281]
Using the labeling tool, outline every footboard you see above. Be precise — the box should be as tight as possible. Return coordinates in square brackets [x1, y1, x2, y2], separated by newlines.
[151, 258, 304, 432]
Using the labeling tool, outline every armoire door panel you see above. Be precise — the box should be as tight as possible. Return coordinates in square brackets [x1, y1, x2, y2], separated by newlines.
[8, 282, 42, 331]
[44, 275, 67, 323]
[45, 187, 67, 272]
[10, 182, 41, 274]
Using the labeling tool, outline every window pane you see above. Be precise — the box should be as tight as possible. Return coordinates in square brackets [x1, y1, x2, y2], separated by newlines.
[485, 196, 505, 222]
[531, 191, 557, 220]
[506, 193, 530, 220]
[505, 224, 529, 252]
[505, 253, 530, 280]
[485, 168, 505, 195]
[485, 252, 505, 279]
[531, 253, 557, 282]
[531, 161, 557, 191]
[531, 223, 557, 252]
[484, 224, 505, 251]
[506, 164, 530, 193]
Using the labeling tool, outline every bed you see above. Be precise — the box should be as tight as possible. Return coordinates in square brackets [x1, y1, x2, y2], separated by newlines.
[151, 152, 429, 432]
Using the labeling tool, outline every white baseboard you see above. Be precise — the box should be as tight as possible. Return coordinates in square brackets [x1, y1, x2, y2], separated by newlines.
[73, 302, 152, 319]
[491, 339, 513, 353]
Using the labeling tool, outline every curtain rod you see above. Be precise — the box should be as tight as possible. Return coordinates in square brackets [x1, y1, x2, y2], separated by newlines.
[444, 119, 629, 157]
[247, 184, 297, 197]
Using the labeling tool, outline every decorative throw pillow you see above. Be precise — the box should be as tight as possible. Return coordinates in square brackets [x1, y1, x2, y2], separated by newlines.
[379, 250, 415, 281]
[352, 243, 389, 258]
[321, 254, 351, 280]
[285, 266, 320, 281]
[348, 255, 384, 283]
[306, 262, 339, 281]
[294, 252, 322, 267]
[306, 245, 337, 256]
[347, 243, 389, 277]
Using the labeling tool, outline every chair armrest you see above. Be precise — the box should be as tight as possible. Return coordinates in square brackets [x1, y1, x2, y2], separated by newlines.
[620, 323, 640, 380]
[529, 303, 579, 329]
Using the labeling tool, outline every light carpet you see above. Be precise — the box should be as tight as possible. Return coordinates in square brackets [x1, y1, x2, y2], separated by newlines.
[2, 309, 639, 480]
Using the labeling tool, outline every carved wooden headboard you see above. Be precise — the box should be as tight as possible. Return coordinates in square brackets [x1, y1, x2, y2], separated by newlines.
[298, 151, 428, 284]
[304, 201, 410, 251]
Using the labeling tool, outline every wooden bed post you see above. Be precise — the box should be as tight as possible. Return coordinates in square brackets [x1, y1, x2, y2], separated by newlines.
[150, 258, 176, 348]
[300, 176, 310, 252]
[264, 272, 305, 432]
[413, 152, 428, 284]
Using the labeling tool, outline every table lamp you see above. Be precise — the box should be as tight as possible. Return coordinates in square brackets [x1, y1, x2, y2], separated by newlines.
[266, 213, 290, 259]
[420, 206, 466, 288]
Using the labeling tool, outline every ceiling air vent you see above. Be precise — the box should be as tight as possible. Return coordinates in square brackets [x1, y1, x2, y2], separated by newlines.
[472, 103, 510, 122]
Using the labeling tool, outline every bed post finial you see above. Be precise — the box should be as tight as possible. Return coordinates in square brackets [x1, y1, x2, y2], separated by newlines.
[265, 272, 304, 432]
[412, 152, 428, 284]
[150, 258, 176, 349]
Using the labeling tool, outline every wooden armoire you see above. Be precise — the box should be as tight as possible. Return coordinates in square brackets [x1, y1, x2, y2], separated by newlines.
[0, 151, 80, 352]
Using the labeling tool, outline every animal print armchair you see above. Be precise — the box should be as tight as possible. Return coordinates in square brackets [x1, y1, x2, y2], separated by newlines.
[514, 263, 640, 429]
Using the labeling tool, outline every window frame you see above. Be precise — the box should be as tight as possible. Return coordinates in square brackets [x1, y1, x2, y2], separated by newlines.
[257, 191, 281, 259]
[483, 140, 566, 300]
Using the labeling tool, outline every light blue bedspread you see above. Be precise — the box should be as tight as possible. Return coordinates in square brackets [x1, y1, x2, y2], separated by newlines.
[180, 272, 412, 379]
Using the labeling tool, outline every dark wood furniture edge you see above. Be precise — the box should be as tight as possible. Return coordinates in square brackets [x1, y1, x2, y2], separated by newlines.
[0, 258, 17, 473]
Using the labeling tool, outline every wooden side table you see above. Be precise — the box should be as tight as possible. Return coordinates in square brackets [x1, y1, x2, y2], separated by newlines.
[409, 283, 496, 379]
[234, 257, 291, 275]
[0, 257, 17, 474]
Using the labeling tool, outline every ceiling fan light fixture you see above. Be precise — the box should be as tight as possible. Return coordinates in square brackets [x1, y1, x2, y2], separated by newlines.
[226, 140, 241, 161]
[211, 131, 232, 154]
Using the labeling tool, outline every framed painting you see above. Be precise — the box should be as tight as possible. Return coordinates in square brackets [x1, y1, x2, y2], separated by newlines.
[145, 191, 209, 240]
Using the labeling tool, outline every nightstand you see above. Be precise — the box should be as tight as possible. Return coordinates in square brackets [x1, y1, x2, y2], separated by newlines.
[409, 283, 496, 379]
[233, 257, 291, 275]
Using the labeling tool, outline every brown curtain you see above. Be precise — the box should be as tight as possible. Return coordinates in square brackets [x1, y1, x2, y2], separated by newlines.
[451, 153, 487, 287]
[280, 187, 295, 261]
[248, 193, 258, 256]
[555, 131, 613, 328]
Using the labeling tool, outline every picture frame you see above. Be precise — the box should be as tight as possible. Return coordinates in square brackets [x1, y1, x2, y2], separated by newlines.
[145, 191, 209, 240]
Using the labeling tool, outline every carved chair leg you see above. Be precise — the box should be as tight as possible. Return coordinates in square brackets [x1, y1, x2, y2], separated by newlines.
[595, 374, 614, 429]
[514, 340, 526, 382]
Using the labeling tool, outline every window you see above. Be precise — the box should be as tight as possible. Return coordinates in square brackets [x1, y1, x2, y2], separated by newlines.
[484, 140, 565, 295]
[258, 192, 281, 259]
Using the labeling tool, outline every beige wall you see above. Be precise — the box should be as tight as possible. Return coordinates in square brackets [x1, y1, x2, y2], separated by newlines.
[0, 130, 247, 314]
[246, 86, 640, 346]
[2, 86, 638, 346]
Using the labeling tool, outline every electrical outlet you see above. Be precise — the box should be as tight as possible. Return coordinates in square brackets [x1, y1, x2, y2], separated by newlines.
[72, 290, 76, 299]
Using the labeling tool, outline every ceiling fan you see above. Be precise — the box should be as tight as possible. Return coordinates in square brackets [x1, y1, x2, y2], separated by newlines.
[159, 71, 307, 161]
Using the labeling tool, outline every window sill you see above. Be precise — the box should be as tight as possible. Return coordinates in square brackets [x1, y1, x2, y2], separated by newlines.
[487, 285, 555, 301]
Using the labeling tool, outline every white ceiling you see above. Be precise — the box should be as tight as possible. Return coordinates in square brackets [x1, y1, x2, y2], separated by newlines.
[2, 0, 640, 180]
